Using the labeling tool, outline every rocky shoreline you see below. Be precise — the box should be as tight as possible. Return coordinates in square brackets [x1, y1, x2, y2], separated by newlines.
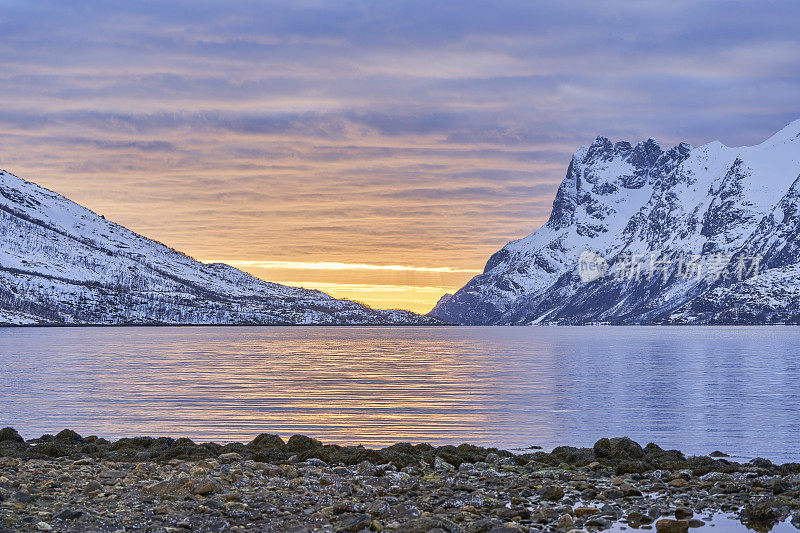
[1, 429, 799, 532]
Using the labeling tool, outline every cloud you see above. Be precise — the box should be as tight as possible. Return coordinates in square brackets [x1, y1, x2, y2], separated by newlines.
[1, 0, 799, 310]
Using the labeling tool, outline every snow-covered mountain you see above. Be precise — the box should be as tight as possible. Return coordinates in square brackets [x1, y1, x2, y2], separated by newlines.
[431, 119, 800, 325]
[0, 169, 437, 325]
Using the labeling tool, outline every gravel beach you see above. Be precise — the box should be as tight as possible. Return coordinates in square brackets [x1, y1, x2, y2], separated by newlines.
[1, 428, 799, 532]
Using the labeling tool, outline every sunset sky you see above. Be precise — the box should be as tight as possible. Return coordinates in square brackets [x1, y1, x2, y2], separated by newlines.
[1, 1, 799, 312]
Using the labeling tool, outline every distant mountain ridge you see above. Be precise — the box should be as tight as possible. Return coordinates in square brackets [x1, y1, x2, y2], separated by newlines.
[431, 119, 800, 325]
[0, 169, 437, 325]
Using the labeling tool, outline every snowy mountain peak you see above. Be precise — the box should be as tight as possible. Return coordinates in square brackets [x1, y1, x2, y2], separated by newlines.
[757, 118, 800, 148]
[431, 119, 800, 325]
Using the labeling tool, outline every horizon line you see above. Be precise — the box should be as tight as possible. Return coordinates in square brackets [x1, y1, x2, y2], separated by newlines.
[202, 260, 483, 274]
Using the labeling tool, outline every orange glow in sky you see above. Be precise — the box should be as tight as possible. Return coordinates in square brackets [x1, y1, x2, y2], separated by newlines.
[209, 261, 482, 313]
[1, 2, 796, 312]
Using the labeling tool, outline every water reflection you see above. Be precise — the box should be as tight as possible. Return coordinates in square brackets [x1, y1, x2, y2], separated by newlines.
[1, 326, 799, 462]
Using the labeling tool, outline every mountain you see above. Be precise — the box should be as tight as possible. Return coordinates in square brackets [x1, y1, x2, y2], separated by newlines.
[0, 169, 437, 325]
[431, 119, 800, 325]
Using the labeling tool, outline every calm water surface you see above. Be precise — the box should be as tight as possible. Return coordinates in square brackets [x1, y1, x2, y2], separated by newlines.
[1, 326, 799, 462]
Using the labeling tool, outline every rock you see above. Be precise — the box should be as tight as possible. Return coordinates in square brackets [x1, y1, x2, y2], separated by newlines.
[557, 513, 576, 529]
[217, 452, 242, 464]
[495, 506, 530, 521]
[13, 490, 33, 504]
[619, 483, 642, 497]
[194, 476, 222, 495]
[54, 429, 83, 444]
[365, 499, 390, 516]
[305, 458, 327, 467]
[336, 513, 372, 532]
[699, 472, 730, 482]
[593, 437, 645, 461]
[357, 460, 377, 476]
[497, 456, 517, 467]
[35, 522, 52, 531]
[750, 457, 774, 468]
[99, 469, 126, 483]
[144, 477, 194, 497]
[0, 427, 25, 443]
[573, 507, 601, 518]
[741, 499, 778, 525]
[189, 464, 209, 477]
[667, 478, 688, 488]
[600, 504, 622, 520]
[465, 518, 504, 533]
[83, 480, 103, 496]
[585, 517, 610, 528]
[286, 434, 323, 453]
[549, 445, 596, 464]
[539, 484, 565, 501]
[709, 450, 729, 457]
[674, 507, 693, 520]
[655, 518, 690, 533]
[434, 456, 455, 471]
[54, 508, 83, 520]
[687, 519, 705, 528]
[398, 515, 458, 533]
[532, 508, 560, 524]
[249, 433, 287, 451]
[627, 511, 652, 525]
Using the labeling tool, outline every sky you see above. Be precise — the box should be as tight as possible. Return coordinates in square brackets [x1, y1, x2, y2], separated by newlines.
[0, 0, 799, 313]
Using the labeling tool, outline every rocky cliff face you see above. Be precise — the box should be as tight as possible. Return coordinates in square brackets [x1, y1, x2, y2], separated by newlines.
[0, 169, 437, 325]
[432, 120, 800, 325]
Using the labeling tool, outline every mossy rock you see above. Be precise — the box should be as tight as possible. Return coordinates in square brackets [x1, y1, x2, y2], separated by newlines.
[54, 429, 84, 444]
[249, 433, 287, 451]
[0, 427, 25, 444]
[593, 437, 645, 461]
[286, 435, 323, 453]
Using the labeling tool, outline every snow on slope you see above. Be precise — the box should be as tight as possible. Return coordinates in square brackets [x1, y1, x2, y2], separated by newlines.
[0, 168, 437, 325]
[431, 119, 800, 325]
[666, 263, 800, 325]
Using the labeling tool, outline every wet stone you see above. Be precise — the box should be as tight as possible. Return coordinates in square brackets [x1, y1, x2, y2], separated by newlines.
[0, 431, 797, 532]
[54, 508, 83, 520]
[539, 484, 565, 501]
[336, 513, 372, 531]
[655, 518, 690, 533]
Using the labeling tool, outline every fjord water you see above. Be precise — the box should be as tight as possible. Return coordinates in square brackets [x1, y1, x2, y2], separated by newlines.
[1, 326, 799, 462]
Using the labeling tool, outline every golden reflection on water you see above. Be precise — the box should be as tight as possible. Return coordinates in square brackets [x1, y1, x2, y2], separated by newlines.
[2, 326, 800, 461]
[2, 327, 514, 447]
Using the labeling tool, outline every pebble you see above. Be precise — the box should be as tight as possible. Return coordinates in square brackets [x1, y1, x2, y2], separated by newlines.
[0, 429, 798, 531]
[539, 484, 565, 501]
[655, 518, 690, 532]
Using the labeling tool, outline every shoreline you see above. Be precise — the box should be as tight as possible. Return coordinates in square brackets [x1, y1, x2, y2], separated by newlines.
[5, 323, 800, 328]
[2, 429, 800, 532]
